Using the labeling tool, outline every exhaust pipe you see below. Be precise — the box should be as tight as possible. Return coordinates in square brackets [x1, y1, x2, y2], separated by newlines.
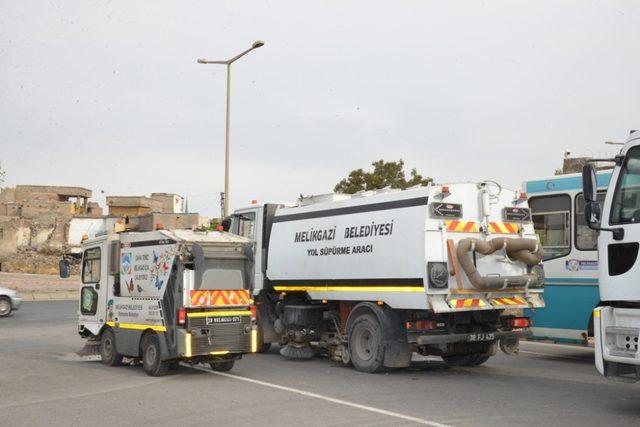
[456, 237, 544, 290]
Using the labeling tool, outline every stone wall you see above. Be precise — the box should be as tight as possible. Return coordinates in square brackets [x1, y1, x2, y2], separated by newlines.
[0, 185, 101, 272]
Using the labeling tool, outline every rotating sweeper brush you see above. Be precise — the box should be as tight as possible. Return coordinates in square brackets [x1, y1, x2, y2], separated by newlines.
[280, 342, 315, 359]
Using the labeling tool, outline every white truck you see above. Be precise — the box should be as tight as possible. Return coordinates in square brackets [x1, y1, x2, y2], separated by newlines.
[228, 182, 545, 372]
[60, 227, 258, 376]
[583, 130, 640, 381]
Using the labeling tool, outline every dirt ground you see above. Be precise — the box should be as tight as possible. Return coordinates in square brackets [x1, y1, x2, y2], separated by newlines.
[0, 272, 79, 300]
[0, 249, 81, 275]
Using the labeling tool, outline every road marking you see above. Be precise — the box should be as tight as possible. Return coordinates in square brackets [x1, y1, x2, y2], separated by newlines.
[519, 350, 592, 361]
[194, 367, 452, 427]
[522, 341, 594, 351]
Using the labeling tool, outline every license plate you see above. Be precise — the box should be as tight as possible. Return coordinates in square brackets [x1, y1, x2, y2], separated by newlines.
[206, 316, 241, 325]
[467, 332, 495, 342]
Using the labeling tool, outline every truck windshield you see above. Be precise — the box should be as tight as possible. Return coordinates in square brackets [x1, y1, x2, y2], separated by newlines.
[198, 258, 246, 290]
[611, 146, 640, 225]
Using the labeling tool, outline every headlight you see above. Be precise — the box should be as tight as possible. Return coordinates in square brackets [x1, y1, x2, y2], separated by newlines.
[428, 262, 450, 289]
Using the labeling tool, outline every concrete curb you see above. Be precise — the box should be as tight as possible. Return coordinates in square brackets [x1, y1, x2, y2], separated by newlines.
[21, 291, 77, 301]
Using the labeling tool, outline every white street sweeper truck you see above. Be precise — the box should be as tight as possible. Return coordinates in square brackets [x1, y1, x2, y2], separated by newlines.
[60, 226, 258, 376]
[228, 182, 545, 373]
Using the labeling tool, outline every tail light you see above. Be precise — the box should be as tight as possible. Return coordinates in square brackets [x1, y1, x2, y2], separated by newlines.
[177, 307, 186, 326]
[406, 320, 439, 331]
[509, 317, 530, 328]
[250, 305, 257, 321]
[519, 191, 528, 200]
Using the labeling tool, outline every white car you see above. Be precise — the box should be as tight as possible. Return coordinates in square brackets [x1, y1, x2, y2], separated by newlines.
[0, 287, 22, 317]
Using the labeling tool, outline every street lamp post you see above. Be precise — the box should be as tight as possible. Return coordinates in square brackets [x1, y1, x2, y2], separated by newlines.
[197, 40, 265, 218]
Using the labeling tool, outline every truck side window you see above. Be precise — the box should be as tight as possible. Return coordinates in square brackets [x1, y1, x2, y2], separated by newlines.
[82, 247, 101, 283]
[575, 192, 606, 250]
[610, 146, 640, 225]
[238, 212, 256, 240]
[530, 194, 571, 260]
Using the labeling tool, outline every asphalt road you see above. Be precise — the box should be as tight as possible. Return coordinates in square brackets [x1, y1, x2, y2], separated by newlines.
[1, 301, 639, 427]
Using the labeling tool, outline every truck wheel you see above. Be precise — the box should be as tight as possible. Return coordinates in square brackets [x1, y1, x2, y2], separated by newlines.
[100, 328, 123, 366]
[443, 354, 490, 367]
[0, 297, 12, 317]
[141, 334, 169, 377]
[259, 343, 272, 353]
[468, 355, 490, 366]
[442, 354, 474, 367]
[348, 313, 385, 373]
[210, 360, 235, 372]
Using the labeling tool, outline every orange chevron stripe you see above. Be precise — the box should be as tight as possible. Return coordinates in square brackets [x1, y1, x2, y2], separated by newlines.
[489, 222, 518, 234]
[445, 220, 478, 233]
[189, 290, 251, 307]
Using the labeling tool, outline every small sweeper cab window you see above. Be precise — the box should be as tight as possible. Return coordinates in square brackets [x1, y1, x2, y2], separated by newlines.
[82, 247, 101, 283]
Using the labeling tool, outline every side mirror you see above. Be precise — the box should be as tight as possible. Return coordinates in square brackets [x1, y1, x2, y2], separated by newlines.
[581, 161, 625, 241]
[584, 200, 601, 227]
[582, 163, 598, 203]
[59, 259, 70, 278]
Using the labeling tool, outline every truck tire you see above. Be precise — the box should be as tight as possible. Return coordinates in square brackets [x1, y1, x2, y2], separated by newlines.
[443, 354, 490, 367]
[0, 297, 12, 317]
[468, 354, 490, 366]
[141, 334, 169, 377]
[210, 360, 235, 372]
[348, 313, 386, 373]
[442, 354, 474, 367]
[100, 328, 123, 366]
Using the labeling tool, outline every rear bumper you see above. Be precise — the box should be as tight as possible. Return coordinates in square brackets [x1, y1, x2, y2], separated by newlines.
[416, 329, 531, 345]
[181, 312, 256, 357]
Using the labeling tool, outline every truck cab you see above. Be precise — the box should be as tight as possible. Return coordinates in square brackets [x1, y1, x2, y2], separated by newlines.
[585, 130, 640, 381]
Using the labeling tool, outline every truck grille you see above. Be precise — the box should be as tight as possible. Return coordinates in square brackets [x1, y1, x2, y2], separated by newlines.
[189, 316, 252, 355]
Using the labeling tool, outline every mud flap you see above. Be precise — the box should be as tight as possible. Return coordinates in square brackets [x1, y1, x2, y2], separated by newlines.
[346, 302, 413, 368]
[383, 341, 413, 368]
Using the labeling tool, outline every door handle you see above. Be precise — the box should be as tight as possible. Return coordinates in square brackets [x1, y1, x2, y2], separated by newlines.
[95, 283, 100, 290]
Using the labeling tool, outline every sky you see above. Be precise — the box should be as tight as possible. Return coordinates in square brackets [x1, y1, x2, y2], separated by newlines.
[1, 1, 639, 217]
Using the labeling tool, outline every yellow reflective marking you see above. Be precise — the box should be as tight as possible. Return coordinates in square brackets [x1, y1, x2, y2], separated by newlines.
[453, 288, 526, 294]
[273, 286, 424, 293]
[594, 310, 600, 318]
[187, 310, 252, 318]
[210, 351, 230, 355]
[185, 332, 192, 358]
[106, 321, 166, 332]
[251, 329, 258, 353]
